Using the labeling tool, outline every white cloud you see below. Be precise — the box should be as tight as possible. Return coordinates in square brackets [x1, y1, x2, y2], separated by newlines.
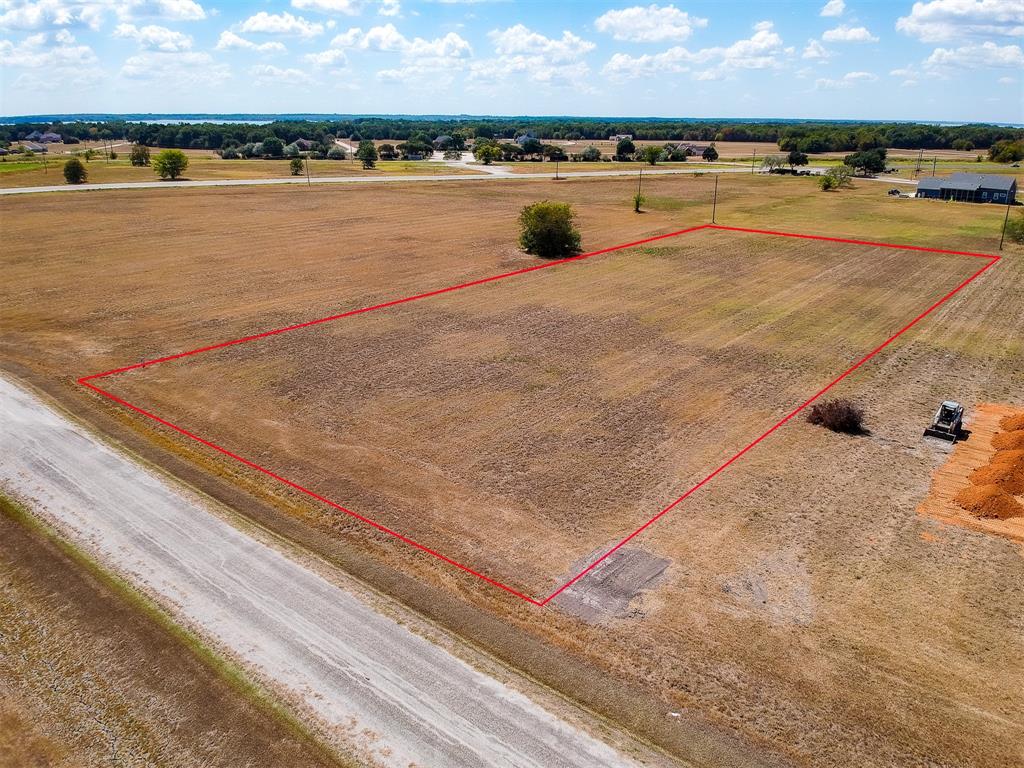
[0, 1, 107, 31]
[593, 4, 707, 43]
[303, 46, 347, 66]
[113, 22, 192, 51]
[489, 24, 594, 61]
[602, 20, 787, 81]
[379, 0, 400, 16]
[291, 0, 361, 14]
[998, 75, 1016, 84]
[802, 39, 831, 59]
[820, 0, 845, 16]
[240, 11, 324, 38]
[121, 49, 227, 87]
[815, 70, 879, 89]
[215, 30, 286, 53]
[822, 24, 879, 42]
[0, 28, 98, 67]
[249, 63, 312, 85]
[924, 41, 1024, 68]
[118, 0, 207, 21]
[896, 0, 1024, 43]
[324, 23, 471, 81]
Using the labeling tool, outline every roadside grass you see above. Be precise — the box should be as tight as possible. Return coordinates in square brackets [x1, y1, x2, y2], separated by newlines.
[0, 491, 355, 768]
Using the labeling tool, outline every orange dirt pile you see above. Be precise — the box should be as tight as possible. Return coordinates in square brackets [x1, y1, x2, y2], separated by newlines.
[970, 451, 1024, 494]
[992, 429, 1024, 450]
[954, 484, 1024, 520]
[1000, 414, 1024, 432]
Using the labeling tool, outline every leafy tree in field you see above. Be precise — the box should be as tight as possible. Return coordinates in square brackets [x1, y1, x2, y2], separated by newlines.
[129, 143, 150, 166]
[499, 142, 524, 161]
[666, 144, 688, 161]
[290, 157, 305, 175]
[326, 146, 346, 160]
[988, 139, 1024, 163]
[819, 164, 854, 190]
[702, 143, 719, 162]
[615, 137, 636, 158]
[761, 154, 785, 172]
[262, 136, 285, 157]
[951, 139, 975, 151]
[475, 143, 502, 165]
[152, 149, 189, 180]
[640, 145, 662, 165]
[520, 137, 544, 157]
[443, 148, 462, 160]
[220, 147, 240, 159]
[63, 156, 87, 184]
[1005, 210, 1024, 244]
[581, 145, 601, 161]
[787, 149, 809, 170]
[356, 139, 378, 168]
[378, 143, 397, 159]
[843, 147, 886, 175]
[109, 150, 118, 160]
[518, 201, 581, 259]
[543, 144, 568, 162]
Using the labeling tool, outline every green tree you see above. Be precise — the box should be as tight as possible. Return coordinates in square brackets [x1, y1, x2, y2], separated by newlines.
[640, 145, 662, 165]
[615, 137, 636, 158]
[63, 156, 87, 184]
[290, 156, 305, 176]
[262, 136, 285, 157]
[819, 164, 854, 190]
[843, 148, 886, 175]
[581, 145, 601, 161]
[761, 154, 785, 172]
[518, 201, 581, 259]
[378, 143, 397, 159]
[702, 143, 719, 162]
[475, 143, 502, 165]
[520, 137, 544, 157]
[152, 149, 189, 180]
[129, 143, 150, 166]
[356, 139, 378, 169]
[787, 149, 809, 171]
[326, 146, 346, 160]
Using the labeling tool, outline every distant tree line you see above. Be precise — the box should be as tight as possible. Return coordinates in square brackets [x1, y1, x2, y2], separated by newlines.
[2, 118, 1021, 156]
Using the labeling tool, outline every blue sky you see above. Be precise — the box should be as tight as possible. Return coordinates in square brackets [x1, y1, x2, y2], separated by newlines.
[1, 0, 1022, 122]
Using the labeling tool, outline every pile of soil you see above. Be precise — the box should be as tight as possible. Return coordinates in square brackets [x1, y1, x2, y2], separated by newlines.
[955, 484, 1024, 520]
[992, 429, 1024, 451]
[1000, 414, 1024, 432]
[971, 447, 1024, 492]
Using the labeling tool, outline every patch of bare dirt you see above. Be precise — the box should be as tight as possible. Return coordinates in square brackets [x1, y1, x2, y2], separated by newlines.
[552, 547, 671, 622]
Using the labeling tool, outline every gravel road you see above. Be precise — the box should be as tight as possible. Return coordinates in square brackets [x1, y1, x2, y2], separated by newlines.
[0, 374, 658, 768]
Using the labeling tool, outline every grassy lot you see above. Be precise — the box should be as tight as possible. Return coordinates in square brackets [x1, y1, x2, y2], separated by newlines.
[0, 153, 481, 187]
[2, 174, 1022, 768]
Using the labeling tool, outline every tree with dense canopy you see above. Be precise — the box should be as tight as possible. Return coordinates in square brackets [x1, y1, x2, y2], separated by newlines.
[581, 145, 601, 161]
[290, 157, 304, 176]
[63, 157, 87, 184]
[640, 145, 662, 165]
[787, 149, 809, 170]
[129, 143, 150, 166]
[843, 147, 887, 175]
[518, 201, 581, 259]
[152, 149, 188, 180]
[356, 140, 378, 169]
[615, 137, 636, 158]
[702, 144, 719, 162]
[262, 136, 284, 158]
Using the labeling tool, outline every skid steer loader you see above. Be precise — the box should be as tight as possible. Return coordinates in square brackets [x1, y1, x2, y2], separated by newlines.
[924, 400, 964, 443]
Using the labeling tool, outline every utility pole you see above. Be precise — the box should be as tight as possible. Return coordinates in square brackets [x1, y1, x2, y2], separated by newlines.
[305, 155, 311, 188]
[712, 174, 719, 224]
[637, 166, 643, 197]
[999, 196, 1013, 250]
[555, 158, 560, 180]
[932, 156, 937, 176]
[751, 149, 757, 174]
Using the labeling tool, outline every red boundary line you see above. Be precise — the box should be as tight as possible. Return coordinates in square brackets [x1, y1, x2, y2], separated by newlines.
[77, 224, 1000, 607]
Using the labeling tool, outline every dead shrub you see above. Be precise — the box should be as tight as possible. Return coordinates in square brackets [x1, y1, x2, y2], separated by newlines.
[806, 399, 866, 434]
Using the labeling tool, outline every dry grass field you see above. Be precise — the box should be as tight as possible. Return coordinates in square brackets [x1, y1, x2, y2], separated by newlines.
[96, 229, 985, 599]
[0, 150, 480, 187]
[3, 174, 1023, 767]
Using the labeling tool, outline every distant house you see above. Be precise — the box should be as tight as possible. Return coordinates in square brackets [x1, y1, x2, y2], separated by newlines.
[0, 148, 9, 156]
[25, 130, 43, 141]
[285, 138, 315, 154]
[609, 134, 633, 141]
[22, 142, 46, 153]
[515, 132, 537, 146]
[433, 135, 453, 148]
[40, 131, 62, 143]
[915, 172, 1016, 204]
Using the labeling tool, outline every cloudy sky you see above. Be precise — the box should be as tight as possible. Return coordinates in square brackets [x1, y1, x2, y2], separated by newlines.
[1, 0, 1021, 122]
